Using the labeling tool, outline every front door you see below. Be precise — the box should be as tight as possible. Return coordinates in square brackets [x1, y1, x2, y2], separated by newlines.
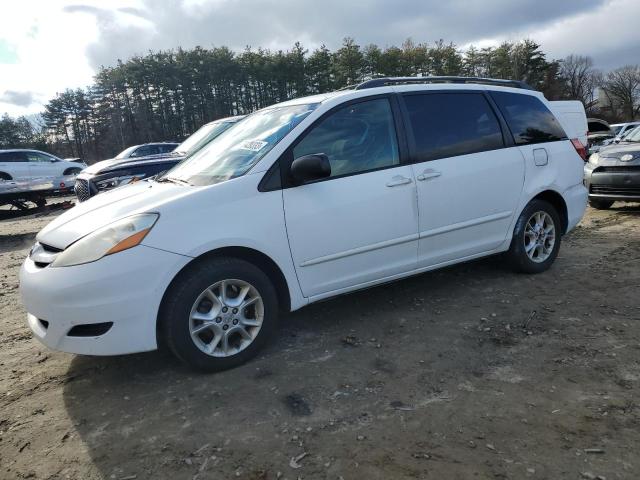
[400, 91, 525, 267]
[282, 97, 419, 298]
[26, 151, 59, 178]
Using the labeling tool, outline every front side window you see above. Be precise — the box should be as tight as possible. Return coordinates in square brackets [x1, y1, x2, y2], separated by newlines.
[165, 103, 317, 186]
[131, 145, 156, 157]
[492, 91, 567, 145]
[403, 92, 504, 162]
[292, 98, 399, 178]
[26, 152, 52, 163]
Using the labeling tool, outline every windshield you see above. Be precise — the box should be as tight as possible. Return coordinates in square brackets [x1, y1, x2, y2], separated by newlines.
[115, 145, 138, 159]
[175, 121, 235, 155]
[163, 103, 317, 186]
[623, 126, 640, 142]
[612, 125, 624, 135]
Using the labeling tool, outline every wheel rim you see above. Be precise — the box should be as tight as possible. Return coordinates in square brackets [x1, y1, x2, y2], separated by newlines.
[189, 279, 264, 357]
[524, 211, 556, 263]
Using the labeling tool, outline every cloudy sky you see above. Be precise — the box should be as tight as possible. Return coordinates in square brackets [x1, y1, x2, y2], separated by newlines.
[1, 0, 638, 116]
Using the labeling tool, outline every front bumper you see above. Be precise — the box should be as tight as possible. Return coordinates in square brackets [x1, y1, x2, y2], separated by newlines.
[19, 244, 191, 356]
[584, 165, 640, 201]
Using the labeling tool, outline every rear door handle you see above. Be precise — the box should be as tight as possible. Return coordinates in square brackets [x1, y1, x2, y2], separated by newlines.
[386, 175, 413, 187]
[417, 169, 441, 181]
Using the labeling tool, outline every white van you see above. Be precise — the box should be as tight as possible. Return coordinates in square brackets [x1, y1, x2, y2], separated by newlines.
[20, 77, 588, 371]
[549, 100, 588, 149]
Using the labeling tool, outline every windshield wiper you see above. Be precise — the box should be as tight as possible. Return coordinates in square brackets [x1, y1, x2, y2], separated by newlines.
[155, 176, 192, 186]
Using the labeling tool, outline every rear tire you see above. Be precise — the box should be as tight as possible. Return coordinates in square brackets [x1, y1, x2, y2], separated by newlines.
[0, 172, 11, 181]
[159, 257, 278, 372]
[506, 199, 562, 274]
[589, 198, 614, 210]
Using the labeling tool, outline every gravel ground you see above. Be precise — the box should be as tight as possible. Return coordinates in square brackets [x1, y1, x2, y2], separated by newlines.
[0, 203, 639, 480]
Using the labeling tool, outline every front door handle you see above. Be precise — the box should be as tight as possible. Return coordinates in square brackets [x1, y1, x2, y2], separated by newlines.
[386, 175, 413, 187]
[417, 169, 442, 181]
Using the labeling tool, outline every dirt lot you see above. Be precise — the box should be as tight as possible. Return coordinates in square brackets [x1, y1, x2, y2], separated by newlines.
[0, 204, 639, 480]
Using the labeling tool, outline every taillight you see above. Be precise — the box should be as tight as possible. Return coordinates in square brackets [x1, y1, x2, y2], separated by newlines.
[571, 138, 587, 161]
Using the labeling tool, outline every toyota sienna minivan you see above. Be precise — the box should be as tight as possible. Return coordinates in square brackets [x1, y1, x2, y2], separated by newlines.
[20, 77, 588, 371]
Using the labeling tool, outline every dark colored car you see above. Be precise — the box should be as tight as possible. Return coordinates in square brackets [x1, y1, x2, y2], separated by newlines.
[587, 118, 615, 155]
[115, 142, 179, 160]
[74, 117, 243, 202]
[584, 126, 640, 209]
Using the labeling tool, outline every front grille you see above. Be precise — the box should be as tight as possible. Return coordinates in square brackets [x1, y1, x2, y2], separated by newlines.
[67, 322, 113, 337]
[590, 185, 640, 196]
[30, 242, 63, 268]
[594, 166, 640, 173]
[74, 178, 91, 202]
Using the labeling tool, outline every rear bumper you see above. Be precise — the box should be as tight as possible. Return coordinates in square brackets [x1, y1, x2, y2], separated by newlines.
[563, 183, 588, 233]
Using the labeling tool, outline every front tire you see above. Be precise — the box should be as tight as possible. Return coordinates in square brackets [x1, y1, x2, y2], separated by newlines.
[159, 257, 278, 372]
[589, 198, 614, 210]
[506, 199, 562, 274]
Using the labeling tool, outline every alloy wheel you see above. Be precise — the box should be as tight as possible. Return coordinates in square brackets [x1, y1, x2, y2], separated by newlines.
[189, 279, 264, 357]
[524, 211, 556, 263]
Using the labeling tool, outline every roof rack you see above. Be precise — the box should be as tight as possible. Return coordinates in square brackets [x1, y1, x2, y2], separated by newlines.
[354, 76, 533, 91]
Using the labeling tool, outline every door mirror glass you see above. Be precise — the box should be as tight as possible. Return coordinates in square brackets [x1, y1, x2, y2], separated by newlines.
[290, 154, 331, 184]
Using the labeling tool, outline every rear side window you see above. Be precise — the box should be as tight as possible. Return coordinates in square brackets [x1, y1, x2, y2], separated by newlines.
[0, 151, 28, 162]
[491, 92, 566, 145]
[402, 93, 504, 162]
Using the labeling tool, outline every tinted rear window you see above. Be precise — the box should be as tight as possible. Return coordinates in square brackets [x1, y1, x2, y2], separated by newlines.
[0, 151, 28, 162]
[492, 91, 566, 145]
[403, 92, 504, 162]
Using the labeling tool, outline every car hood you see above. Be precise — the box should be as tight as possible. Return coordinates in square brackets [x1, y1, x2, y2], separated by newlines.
[84, 153, 185, 175]
[598, 142, 640, 159]
[36, 180, 194, 249]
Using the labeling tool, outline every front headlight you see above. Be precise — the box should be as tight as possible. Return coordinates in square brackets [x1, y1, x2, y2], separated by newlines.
[95, 174, 145, 191]
[51, 213, 159, 267]
[588, 153, 600, 165]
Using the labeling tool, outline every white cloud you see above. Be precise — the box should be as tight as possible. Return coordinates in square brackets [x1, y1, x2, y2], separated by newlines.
[1, 0, 638, 117]
[0, 1, 145, 116]
[463, 0, 640, 69]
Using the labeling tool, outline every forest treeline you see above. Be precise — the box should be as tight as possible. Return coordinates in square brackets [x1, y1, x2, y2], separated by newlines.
[1, 38, 638, 162]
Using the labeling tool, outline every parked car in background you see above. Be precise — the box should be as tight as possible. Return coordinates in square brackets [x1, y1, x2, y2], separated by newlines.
[598, 122, 640, 149]
[74, 117, 243, 201]
[115, 142, 179, 160]
[611, 122, 640, 139]
[584, 125, 640, 209]
[20, 77, 588, 371]
[587, 118, 615, 155]
[0, 149, 86, 182]
[550, 100, 588, 150]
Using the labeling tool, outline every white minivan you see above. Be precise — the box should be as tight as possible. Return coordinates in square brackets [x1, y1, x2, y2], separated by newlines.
[19, 77, 588, 371]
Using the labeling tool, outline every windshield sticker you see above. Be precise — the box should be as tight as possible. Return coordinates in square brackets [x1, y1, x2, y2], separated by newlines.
[240, 140, 268, 152]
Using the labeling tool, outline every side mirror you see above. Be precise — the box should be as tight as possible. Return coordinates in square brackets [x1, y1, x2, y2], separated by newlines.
[290, 154, 331, 184]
